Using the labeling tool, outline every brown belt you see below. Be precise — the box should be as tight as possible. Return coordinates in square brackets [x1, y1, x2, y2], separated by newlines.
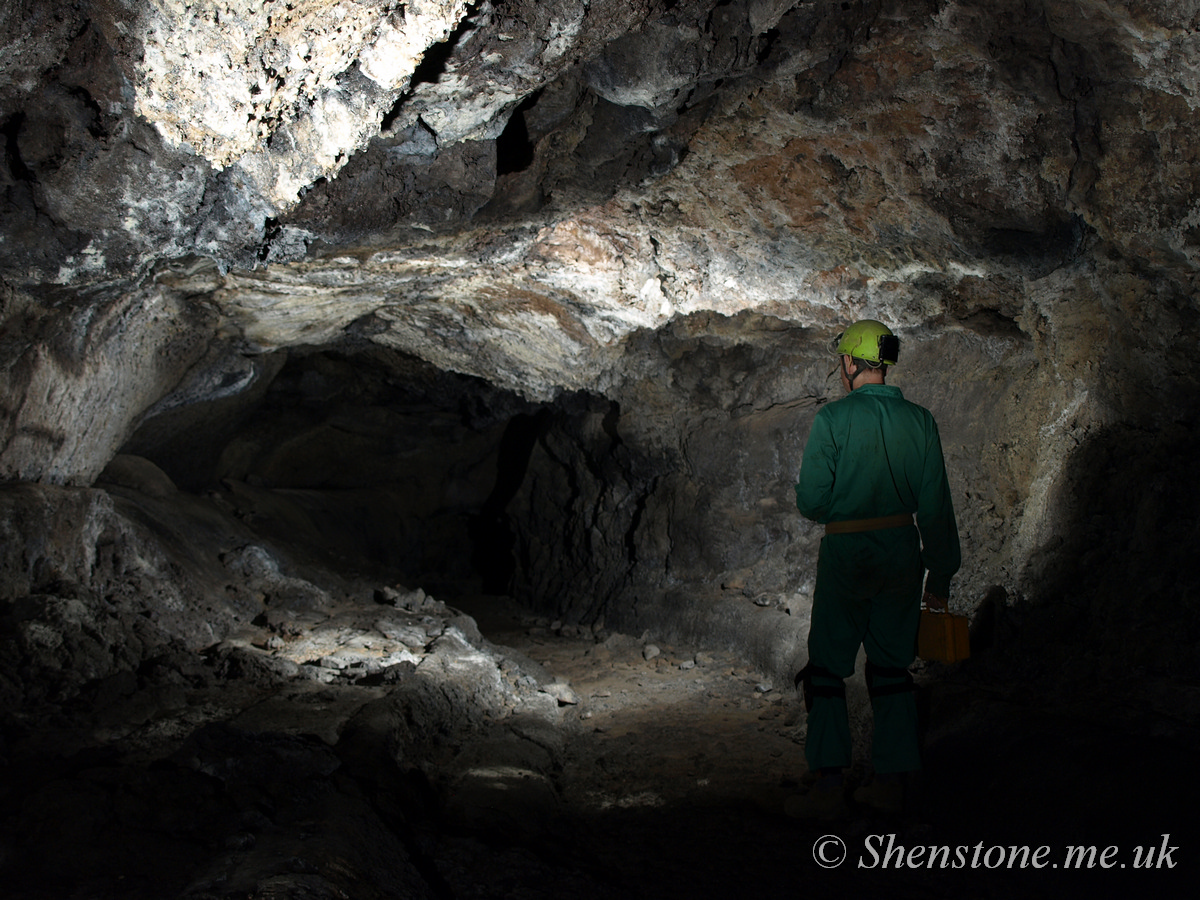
[824, 513, 914, 535]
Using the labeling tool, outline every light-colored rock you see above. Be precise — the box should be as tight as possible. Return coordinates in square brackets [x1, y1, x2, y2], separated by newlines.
[541, 681, 579, 706]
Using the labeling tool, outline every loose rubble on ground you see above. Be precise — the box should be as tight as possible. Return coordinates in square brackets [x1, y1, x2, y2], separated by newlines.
[2, 516, 819, 899]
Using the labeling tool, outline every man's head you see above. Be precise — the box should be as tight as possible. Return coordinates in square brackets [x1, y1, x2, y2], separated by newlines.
[832, 319, 899, 390]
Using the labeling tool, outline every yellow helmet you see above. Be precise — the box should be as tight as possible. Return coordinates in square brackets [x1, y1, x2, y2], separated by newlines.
[833, 319, 899, 366]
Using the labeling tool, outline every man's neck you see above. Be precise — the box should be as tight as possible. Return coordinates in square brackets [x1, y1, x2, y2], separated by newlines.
[851, 373, 886, 389]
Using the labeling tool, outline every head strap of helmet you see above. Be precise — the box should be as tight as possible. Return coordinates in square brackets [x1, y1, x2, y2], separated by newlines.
[842, 356, 879, 388]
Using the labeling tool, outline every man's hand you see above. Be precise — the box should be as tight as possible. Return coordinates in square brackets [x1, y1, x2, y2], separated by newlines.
[922, 591, 948, 612]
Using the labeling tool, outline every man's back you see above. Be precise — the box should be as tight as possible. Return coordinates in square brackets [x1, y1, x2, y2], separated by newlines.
[796, 383, 960, 594]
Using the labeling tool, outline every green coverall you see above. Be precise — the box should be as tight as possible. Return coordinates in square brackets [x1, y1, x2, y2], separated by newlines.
[795, 383, 960, 774]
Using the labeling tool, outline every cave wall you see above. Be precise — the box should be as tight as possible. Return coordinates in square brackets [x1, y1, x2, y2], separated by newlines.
[504, 257, 1200, 672]
[4, 0, 1200, 681]
[504, 313, 1044, 660]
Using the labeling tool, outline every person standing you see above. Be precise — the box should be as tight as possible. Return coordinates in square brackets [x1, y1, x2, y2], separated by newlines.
[788, 319, 960, 818]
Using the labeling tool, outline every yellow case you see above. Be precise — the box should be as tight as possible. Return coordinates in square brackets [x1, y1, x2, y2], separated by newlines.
[918, 608, 970, 662]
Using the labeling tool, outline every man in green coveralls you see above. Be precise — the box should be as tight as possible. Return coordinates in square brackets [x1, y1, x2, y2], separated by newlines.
[789, 319, 960, 818]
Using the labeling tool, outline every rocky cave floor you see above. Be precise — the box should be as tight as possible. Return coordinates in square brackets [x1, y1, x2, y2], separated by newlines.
[3, 554, 1197, 898]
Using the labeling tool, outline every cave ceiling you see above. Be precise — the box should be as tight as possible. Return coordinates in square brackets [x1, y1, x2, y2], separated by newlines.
[3, 0, 1200, 485]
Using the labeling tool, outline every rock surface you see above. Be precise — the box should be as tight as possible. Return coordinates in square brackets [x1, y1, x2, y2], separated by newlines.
[3, 3, 1200, 893]
[4, 4, 1199, 659]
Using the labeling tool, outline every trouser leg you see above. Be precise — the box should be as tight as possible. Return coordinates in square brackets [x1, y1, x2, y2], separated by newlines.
[865, 665, 920, 773]
[862, 536, 924, 774]
[804, 538, 867, 772]
[803, 677, 851, 772]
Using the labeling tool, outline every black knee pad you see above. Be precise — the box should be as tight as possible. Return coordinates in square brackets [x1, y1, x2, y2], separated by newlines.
[795, 662, 846, 713]
[864, 659, 915, 699]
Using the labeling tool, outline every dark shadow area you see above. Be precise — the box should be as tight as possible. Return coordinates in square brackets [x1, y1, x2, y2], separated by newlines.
[119, 347, 552, 596]
[2, 112, 34, 183]
[980, 215, 1087, 266]
[496, 92, 540, 176]
[902, 418, 1200, 893]
[469, 410, 552, 594]
[1008, 419, 1200, 678]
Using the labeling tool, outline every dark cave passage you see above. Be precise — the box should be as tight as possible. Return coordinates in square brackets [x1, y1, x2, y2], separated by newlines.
[113, 342, 677, 640]
[469, 410, 551, 594]
[117, 347, 571, 605]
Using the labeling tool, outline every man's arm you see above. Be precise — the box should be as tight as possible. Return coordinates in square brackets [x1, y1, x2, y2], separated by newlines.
[917, 417, 961, 599]
[795, 411, 836, 522]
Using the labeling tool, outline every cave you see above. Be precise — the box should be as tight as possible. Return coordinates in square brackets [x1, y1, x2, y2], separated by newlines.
[2, 1, 1198, 897]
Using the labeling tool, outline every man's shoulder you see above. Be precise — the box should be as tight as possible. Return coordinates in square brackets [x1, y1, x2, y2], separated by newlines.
[849, 385, 939, 423]
[844, 384, 906, 405]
